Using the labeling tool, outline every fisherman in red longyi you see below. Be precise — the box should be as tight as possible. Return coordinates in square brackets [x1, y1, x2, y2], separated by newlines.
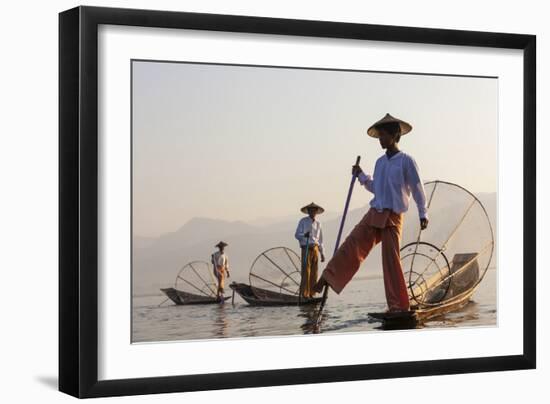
[314, 113, 429, 312]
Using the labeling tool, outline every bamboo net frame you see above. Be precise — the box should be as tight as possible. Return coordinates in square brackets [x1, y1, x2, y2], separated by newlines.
[404, 180, 495, 307]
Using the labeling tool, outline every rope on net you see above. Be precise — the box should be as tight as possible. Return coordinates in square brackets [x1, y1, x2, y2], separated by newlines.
[413, 240, 494, 307]
[408, 181, 438, 287]
[283, 247, 301, 272]
[404, 248, 449, 304]
[260, 252, 301, 288]
[177, 275, 212, 297]
[249, 272, 299, 295]
[410, 196, 477, 287]
[188, 262, 217, 296]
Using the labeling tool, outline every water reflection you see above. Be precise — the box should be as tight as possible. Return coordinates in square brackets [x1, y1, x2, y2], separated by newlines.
[132, 272, 497, 342]
[213, 303, 229, 338]
[424, 301, 482, 327]
[298, 305, 326, 334]
[373, 318, 420, 331]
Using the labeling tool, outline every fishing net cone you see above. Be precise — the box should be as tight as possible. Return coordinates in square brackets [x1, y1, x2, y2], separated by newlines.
[400, 181, 495, 308]
[174, 260, 218, 298]
[249, 247, 302, 297]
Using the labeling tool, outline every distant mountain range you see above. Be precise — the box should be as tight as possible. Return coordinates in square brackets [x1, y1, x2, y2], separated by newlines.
[133, 190, 497, 296]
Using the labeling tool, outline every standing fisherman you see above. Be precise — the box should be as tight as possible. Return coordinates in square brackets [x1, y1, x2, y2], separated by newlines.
[314, 114, 429, 312]
[211, 241, 230, 301]
[295, 202, 326, 298]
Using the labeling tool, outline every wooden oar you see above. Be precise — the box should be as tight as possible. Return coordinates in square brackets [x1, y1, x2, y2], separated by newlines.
[314, 155, 361, 331]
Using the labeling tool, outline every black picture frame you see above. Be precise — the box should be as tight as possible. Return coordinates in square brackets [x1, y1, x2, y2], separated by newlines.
[59, 5, 536, 398]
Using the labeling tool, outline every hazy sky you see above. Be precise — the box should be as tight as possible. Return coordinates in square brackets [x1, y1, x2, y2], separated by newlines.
[132, 60, 497, 237]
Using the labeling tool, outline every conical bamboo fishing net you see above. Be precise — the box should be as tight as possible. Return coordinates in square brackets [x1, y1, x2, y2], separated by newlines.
[249, 247, 302, 297]
[400, 181, 495, 308]
[174, 260, 218, 298]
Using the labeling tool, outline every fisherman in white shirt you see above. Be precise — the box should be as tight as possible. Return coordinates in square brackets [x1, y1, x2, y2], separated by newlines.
[315, 113, 429, 312]
[211, 241, 230, 301]
[357, 145, 428, 220]
[295, 202, 325, 298]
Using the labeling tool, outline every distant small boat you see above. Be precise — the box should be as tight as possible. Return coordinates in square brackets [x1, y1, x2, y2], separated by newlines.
[161, 287, 230, 305]
[230, 246, 324, 306]
[230, 282, 323, 306]
[160, 260, 228, 306]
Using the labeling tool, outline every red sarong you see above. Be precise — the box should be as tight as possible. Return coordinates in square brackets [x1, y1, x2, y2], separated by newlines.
[321, 207, 410, 311]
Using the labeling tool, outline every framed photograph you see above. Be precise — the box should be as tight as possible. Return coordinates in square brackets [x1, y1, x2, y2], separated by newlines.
[59, 6, 536, 398]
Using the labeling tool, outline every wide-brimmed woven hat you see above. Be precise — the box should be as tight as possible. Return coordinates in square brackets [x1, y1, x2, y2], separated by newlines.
[300, 202, 325, 214]
[367, 113, 412, 138]
[215, 241, 228, 248]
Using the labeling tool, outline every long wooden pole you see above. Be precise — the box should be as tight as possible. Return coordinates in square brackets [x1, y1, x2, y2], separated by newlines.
[314, 155, 361, 329]
[299, 234, 311, 304]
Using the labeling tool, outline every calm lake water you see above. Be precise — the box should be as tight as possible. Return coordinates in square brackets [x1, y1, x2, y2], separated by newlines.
[132, 268, 496, 343]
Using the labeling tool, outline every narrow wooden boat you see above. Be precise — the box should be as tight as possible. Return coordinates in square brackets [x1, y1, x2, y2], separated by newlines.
[369, 251, 482, 327]
[369, 288, 476, 326]
[230, 282, 323, 306]
[229, 247, 325, 306]
[160, 260, 230, 306]
[160, 287, 230, 305]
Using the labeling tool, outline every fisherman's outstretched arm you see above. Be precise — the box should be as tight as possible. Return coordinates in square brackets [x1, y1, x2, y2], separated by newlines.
[405, 156, 429, 222]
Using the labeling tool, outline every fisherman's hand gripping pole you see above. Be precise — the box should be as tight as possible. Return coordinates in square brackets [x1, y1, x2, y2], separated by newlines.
[314, 155, 361, 331]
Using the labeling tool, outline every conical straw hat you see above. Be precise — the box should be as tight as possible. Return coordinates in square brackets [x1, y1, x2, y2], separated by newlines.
[215, 241, 228, 248]
[300, 202, 325, 214]
[367, 113, 412, 138]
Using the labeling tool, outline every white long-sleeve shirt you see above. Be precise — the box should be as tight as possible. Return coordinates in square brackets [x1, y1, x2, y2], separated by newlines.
[358, 151, 428, 219]
[211, 251, 229, 272]
[294, 217, 324, 255]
